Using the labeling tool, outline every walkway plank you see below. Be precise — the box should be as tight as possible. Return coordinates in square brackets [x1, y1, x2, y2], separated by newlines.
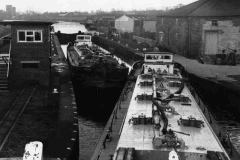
[91, 81, 135, 160]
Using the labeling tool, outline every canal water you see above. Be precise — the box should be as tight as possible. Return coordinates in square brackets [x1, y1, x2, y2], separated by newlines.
[53, 22, 126, 160]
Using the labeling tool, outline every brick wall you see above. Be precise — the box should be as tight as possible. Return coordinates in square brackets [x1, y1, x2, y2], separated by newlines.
[157, 16, 240, 60]
[190, 18, 203, 57]
[157, 17, 189, 57]
[10, 24, 50, 85]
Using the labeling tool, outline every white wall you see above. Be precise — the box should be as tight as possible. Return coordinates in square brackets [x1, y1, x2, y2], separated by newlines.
[203, 20, 240, 55]
[115, 15, 134, 32]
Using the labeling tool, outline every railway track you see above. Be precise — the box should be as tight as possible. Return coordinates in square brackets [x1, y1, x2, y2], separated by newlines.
[0, 85, 37, 151]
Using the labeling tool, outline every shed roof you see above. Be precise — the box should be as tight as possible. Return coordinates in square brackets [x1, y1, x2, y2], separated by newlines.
[0, 20, 54, 25]
[125, 14, 156, 21]
[158, 0, 240, 17]
[99, 14, 122, 19]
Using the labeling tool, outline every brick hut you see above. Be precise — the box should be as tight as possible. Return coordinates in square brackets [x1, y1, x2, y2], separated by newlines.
[0, 21, 53, 88]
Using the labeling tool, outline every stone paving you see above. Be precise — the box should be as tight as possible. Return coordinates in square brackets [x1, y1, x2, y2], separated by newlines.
[173, 54, 240, 90]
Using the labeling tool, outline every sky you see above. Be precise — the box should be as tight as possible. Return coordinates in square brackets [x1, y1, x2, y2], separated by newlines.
[0, 0, 197, 13]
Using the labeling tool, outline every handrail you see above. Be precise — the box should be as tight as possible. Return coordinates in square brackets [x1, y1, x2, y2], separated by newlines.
[0, 34, 11, 39]
[7, 40, 11, 78]
[1, 56, 8, 65]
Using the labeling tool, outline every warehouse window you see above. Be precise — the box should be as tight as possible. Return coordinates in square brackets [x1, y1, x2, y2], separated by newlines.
[211, 19, 218, 26]
[21, 61, 39, 69]
[18, 30, 42, 42]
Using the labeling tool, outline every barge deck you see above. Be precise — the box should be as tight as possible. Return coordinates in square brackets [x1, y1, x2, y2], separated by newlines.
[91, 63, 142, 160]
[91, 52, 230, 160]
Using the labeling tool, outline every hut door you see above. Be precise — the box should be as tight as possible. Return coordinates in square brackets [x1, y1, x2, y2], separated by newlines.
[204, 31, 218, 55]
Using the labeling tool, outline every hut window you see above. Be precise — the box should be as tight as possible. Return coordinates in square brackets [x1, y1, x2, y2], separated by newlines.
[19, 32, 25, 41]
[161, 18, 164, 25]
[176, 19, 178, 25]
[18, 30, 42, 42]
[164, 55, 171, 59]
[21, 61, 39, 69]
[211, 19, 218, 26]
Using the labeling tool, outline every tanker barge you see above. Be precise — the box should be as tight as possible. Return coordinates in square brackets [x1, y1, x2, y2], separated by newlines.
[67, 34, 128, 84]
[66, 34, 129, 116]
[92, 52, 230, 160]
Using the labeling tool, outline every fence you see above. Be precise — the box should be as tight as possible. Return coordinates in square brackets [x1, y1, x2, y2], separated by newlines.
[133, 35, 156, 47]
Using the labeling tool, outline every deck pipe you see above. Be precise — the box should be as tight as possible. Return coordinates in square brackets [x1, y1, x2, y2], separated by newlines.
[158, 82, 185, 103]
[152, 77, 185, 134]
[152, 98, 168, 135]
[152, 76, 168, 134]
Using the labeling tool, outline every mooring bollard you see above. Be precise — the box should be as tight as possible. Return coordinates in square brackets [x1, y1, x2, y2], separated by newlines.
[118, 103, 121, 109]
[109, 154, 114, 160]
[209, 112, 212, 124]
[102, 141, 106, 149]
[218, 129, 222, 138]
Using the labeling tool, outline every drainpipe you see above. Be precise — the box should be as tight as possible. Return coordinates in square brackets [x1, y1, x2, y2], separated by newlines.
[188, 17, 191, 57]
[168, 26, 170, 49]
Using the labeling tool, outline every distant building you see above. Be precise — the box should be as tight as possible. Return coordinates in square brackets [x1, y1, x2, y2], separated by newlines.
[115, 15, 156, 36]
[115, 15, 134, 33]
[6, 5, 12, 17]
[0, 10, 7, 20]
[5, 5, 16, 17]
[58, 13, 68, 17]
[86, 19, 93, 24]
[143, 18, 157, 33]
[98, 14, 121, 27]
[12, 7, 16, 16]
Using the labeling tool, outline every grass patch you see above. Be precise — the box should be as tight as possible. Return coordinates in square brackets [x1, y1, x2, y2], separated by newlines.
[0, 88, 22, 122]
